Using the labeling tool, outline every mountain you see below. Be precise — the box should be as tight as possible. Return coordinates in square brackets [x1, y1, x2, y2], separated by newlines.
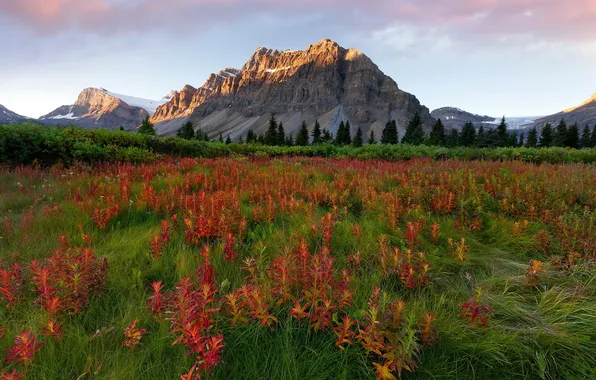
[150, 39, 434, 139]
[430, 107, 495, 130]
[100, 88, 175, 115]
[0, 105, 29, 124]
[40, 88, 150, 130]
[532, 93, 596, 128]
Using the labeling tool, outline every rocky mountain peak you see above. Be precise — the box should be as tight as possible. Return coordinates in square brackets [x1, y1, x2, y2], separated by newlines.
[41, 87, 149, 130]
[150, 39, 434, 138]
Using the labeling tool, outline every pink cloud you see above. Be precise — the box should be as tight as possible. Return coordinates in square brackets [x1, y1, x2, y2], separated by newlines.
[1, 0, 594, 43]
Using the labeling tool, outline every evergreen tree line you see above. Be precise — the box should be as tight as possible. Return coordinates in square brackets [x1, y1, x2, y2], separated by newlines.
[145, 113, 596, 149]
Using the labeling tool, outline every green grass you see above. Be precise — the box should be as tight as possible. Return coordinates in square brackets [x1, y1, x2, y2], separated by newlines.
[0, 157, 594, 379]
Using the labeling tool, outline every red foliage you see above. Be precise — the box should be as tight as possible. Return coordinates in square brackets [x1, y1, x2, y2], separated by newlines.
[5, 330, 43, 367]
[0, 263, 23, 310]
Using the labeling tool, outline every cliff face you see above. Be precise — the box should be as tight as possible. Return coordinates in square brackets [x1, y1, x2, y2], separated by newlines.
[532, 94, 596, 128]
[151, 39, 434, 139]
[40, 88, 149, 130]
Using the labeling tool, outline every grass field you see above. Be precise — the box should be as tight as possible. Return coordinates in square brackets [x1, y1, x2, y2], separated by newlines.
[0, 156, 594, 379]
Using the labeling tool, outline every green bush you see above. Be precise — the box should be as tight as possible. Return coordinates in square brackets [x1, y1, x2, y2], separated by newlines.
[1, 122, 595, 166]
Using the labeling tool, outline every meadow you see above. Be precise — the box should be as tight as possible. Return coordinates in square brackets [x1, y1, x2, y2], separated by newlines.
[0, 156, 594, 379]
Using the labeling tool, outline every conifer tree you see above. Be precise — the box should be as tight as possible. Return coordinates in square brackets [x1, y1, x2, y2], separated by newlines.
[336, 121, 346, 145]
[138, 117, 156, 135]
[276, 122, 286, 146]
[591, 126, 596, 148]
[321, 129, 333, 143]
[476, 126, 486, 147]
[381, 120, 399, 144]
[177, 121, 195, 140]
[580, 125, 592, 148]
[246, 130, 256, 144]
[553, 120, 567, 147]
[285, 134, 294, 146]
[496, 116, 508, 146]
[446, 129, 459, 147]
[295, 121, 310, 146]
[526, 127, 538, 148]
[428, 119, 446, 146]
[265, 114, 279, 145]
[460, 121, 477, 147]
[344, 121, 352, 145]
[566, 123, 579, 148]
[225, 135, 232, 144]
[352, 127, 363, 147]
[539, 123, 553, 147]
[367, 130, 377, 145]
[218, 133, 224, 143]
[312, 120, 322, 145]
[507, 133, 518, 147]
[402, 112, 425, 145]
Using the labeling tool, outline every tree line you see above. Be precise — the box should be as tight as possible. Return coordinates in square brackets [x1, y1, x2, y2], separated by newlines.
[139, 114, 596, 149]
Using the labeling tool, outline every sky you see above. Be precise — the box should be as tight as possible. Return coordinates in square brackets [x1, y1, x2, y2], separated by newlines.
[1, 0, 595, 119]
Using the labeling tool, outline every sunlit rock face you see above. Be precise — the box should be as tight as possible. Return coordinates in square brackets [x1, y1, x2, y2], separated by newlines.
[151, 39, 434, 139]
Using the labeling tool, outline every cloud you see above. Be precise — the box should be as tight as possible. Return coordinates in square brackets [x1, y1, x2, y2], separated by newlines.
[1, 0, 595, 45]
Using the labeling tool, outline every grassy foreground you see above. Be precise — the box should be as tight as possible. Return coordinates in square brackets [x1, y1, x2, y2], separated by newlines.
[0, 156, 594, 379]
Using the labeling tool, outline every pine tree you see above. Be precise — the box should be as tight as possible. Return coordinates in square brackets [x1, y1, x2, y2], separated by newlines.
[507, 133, 518, 147]
[295, 121, 310, 146]
[177, 121, 195, 140]
[352, 127, 363, 147]
[312, 120, 322, 145]
[344, 121, 352, 145]
[446, 129, 459, 147]
[367, 130, 377, 145]
[428, 119, 446, 146]
[138, 117, 156, 135]
[539, 123, 553, 147]
[285, 134, 294, 146]
[321, 129, 333, 143]
[526, 127, 538, 148]
[336, 121, 346, 145]
[476, 126, 486, 147]
[496, 116, 508, 147]
[460, 121, 477, 147]
[265, 114, 279, 145]
[276, 122, 286, 146]
[119, 126, 125, 131]
[566, 123, 579, 148]
[591, 126, 596, 148]
[246, 130, 256, 144]
[257, 134, 265, 144]
[218, 133, 224, 143]
[485, 128, 499, 147]
[381, 120, 399, 144]
[225, 135, 232, 144]
[402, 112, 425, 145]
[518, 133, 525, 147]
[239, 136, 244, 144]
[580, 125, 592, 148]
[553, 120, 567, 147]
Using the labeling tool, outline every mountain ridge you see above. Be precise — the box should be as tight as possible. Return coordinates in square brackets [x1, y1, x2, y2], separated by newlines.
[533, 93, 596, 128]
[150, 38, 435, 139]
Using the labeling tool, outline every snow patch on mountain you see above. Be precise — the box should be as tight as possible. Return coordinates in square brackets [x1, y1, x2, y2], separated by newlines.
[98, 88, 173, 115]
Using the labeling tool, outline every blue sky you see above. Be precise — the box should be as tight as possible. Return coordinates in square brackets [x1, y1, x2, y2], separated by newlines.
[1, 0, 595, 118]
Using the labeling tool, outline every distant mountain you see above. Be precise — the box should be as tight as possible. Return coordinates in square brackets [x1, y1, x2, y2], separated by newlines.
[430, 107, 495, 130]
[0, 105, 29, 124]
[40, 88, 149, 130]
[150, 38, 434, 139]
[99, 88, 175, 115]
[532, 93, 596, 128]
